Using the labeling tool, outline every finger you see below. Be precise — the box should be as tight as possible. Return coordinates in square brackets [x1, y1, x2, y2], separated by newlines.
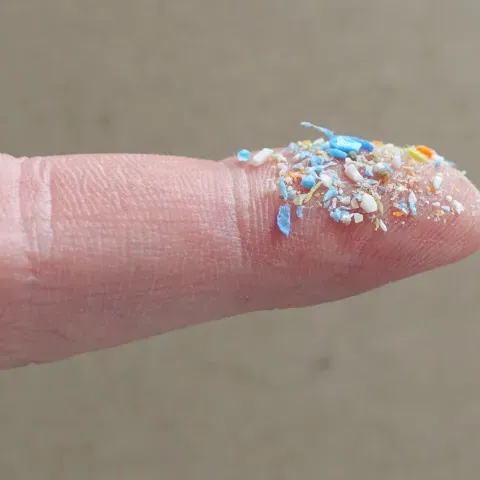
[0, 145, 478, 368]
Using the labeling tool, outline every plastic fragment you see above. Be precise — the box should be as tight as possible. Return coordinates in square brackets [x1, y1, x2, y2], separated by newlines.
[301, 122, 334, 139]
[296, 206, 304, 218]
[364, 167, 374, 177]
[277, 205, 291, 236]
[237, 149, 250, 162]
[416, 145, 434, 158]
[344, 163, 364, 183]
[330, 136, 362, 154]
[279, 178, 288, 200]
[324, 187, 338, 202]
[378, 219, 388, 232]
[432, 173, 443, 190]
[373, 162, 393, 175]
[320, 174, 333, 187]
[303, 181, 323, 204]
[251, 148, 274, 167]
[350, 137, 375, 152]
[392, 154, 403, 169]
[301, 175, 316, 189]
[327, 148, 348, 159]
[408, 191, 417, 215]
[353, 213, 364, 223]
[406, 147, 428, 163]
[452, 200, 464, 214]
[331, 208, 352, 224]
[360, 193, 378, 213]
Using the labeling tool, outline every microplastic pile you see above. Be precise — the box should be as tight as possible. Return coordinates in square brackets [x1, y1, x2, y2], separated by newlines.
[237, 122, 477, 236]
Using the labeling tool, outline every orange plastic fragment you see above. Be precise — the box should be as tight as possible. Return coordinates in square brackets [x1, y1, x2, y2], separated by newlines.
[416, 145, 434, 158]
[393, 211, 404, 217]
[372, 140, 383, 146]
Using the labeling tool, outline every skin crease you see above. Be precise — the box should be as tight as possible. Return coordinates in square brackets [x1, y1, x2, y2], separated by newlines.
[0, 152, 478, 369]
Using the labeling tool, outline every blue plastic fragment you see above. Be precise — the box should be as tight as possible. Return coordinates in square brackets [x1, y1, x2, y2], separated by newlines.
[324, 187, 338, 202]
[398, 200, 408, 211]
[300, 121, 313, 128]
[384, 163, 394, 175]
[313, 165, 324, 173]
[237, 149, 250, 162]
[364, 167, 374, 177]
[434, 158, 443, 168]
[316, 142, 330, 150]
[327, 148, 348, 159]
[301, 175, 316, 189]
[331, 208, 351, 223]
[441, 205, 451, 212]
[296, 206, 304, 218]
[330, 136, 363, 154]
[277, 205, 291, 236]
[331, 208, 343, 222]
[279, 178, 288, 200]
[301, 122, 335, 139]
[292, 163, 303, 169]
[350, 137, 375, 152]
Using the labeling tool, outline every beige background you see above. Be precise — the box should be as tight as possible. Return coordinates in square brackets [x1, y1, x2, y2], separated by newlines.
[0, 1, 479, 479]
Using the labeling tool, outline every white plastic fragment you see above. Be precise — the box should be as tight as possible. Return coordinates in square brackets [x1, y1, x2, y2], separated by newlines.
[432, 172, 443, 190]
[446, 195, 453, 202]
[452, 200, 465, 214]
[353, 213, 364, 223]
[341, 213, 353, 225]
[373, 162, 388, 174]
[379, 219, 388, 231]
[360, 193, 378, 213]
[350, 197, 359, 209]
[320, 174, 332, 187]
[392, 154, 403, 169]
[251, 148, 274, 167]
[345, 163, 364, 183]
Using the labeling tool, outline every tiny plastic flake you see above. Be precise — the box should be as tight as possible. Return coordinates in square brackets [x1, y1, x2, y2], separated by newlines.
[252, 148, 274, 167]
[237, 149, 250, 162]
[277, 205, 291, 236]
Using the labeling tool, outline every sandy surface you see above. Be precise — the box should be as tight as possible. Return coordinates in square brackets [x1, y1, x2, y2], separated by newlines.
[0, 1, 479, 478]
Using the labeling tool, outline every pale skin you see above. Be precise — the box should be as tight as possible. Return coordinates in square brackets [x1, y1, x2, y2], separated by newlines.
[0, 152, 478, 369]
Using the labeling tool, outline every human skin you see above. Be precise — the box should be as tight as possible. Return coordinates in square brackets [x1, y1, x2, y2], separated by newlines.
[0, 152, 478, 369]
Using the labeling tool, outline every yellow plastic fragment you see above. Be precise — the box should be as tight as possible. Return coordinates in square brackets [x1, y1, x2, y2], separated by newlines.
[406, 147, 428, 163]
[303, 181, 323, 204]
[376, 200, 384, 214]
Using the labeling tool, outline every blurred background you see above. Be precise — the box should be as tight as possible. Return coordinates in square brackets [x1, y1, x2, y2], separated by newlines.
[0, 1, 479, 479]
